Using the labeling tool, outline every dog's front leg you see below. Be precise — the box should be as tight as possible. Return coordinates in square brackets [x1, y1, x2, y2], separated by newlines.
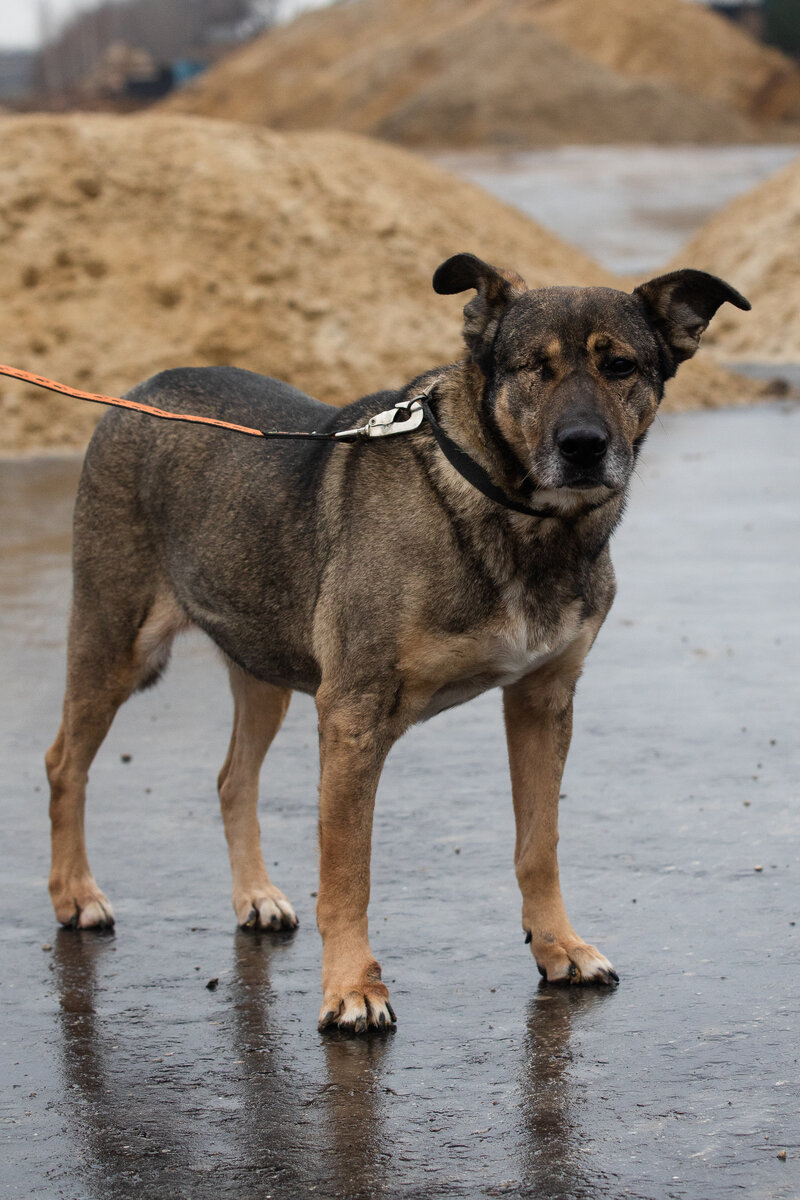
[503, 665, 618, 986]
[315, 695, 396, 1033]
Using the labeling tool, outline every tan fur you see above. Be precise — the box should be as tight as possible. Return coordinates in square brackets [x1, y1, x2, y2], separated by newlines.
[132, 592, 191, 687]
[217, 668, 296, 930]
[315, 691, 395, 1031]
[503, 624, 616, 983]
[397, 598, 586, 719]
[46, 648, 138, 928]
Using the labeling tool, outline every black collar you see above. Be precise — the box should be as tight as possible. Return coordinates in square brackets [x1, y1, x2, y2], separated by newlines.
[419, 393, 561, 519]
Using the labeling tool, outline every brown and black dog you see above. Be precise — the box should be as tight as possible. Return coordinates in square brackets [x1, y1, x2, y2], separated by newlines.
[45, 253, 748, 1032]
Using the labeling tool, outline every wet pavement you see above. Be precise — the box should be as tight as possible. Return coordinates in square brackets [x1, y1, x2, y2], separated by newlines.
[436, 146, 798, 274]
[1, 401, 799, 1199]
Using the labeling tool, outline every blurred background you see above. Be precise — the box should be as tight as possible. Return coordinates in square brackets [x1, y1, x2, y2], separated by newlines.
[0, 0, 799, 450]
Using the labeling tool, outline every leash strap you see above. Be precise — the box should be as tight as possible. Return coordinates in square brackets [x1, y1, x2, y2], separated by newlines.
[0, 362, 357, 441]
[0, 361, 553, 517]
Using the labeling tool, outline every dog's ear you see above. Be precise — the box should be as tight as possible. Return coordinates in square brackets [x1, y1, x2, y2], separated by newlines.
[634, 269, 750, 370]
[433, 253, 527, 368]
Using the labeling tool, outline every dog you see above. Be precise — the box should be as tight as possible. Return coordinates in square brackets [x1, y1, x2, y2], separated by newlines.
[45, 253, 749, 1033]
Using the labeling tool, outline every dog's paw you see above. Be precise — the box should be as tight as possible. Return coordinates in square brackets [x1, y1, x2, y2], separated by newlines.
[318, 986, 396, 1034]
[318, 959, 396, 1033]
[526, 931, 618, 986]
[50, 878, 115, 930]
[235, 886, 298, 932]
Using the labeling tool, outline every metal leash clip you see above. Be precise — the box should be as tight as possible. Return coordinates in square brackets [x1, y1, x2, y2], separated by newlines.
[334, 396, 426, 441]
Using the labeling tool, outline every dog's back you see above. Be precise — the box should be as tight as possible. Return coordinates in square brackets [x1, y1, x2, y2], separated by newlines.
[74, 367, 348, 692]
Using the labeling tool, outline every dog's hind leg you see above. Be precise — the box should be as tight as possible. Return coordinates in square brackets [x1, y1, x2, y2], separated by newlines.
[217, 665, 297, 931]
[46, 690, 124, 930]
[47, 587, 189, 928]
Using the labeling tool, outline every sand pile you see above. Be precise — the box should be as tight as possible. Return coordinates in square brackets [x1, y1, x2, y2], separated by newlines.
[672, 155, 800, 362]
[164, 0, 800, 147]
[0, 113, 766, 454]
[531, 0, 800, 124]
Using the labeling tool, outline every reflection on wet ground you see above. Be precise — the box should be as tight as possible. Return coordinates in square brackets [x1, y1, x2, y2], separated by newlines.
[436, 145, 798, 274]
[1, 404, 799, 1198]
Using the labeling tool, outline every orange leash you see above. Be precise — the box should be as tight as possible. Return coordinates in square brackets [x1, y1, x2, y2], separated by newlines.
[0, 362, 343, 441]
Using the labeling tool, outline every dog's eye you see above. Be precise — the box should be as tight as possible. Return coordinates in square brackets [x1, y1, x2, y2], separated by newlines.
[524, 360, 553, 381]
[605, 357, 637, 379]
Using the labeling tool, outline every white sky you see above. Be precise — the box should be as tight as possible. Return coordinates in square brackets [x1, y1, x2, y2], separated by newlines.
[0, 1, 96, 49]
[0, 0, 332, 51]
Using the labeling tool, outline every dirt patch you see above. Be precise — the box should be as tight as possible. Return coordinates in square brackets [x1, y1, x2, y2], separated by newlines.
[672, 154, 800, 362]
[163, 0, 800, 146]
[0, 113, 767, 453]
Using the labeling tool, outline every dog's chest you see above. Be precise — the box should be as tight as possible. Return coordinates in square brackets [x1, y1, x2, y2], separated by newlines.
[420, 594, 584, 718]
[487, 590, 583, 684]
[490, 601, 577, 684]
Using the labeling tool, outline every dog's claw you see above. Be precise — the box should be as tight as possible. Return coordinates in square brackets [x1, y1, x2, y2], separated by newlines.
[533, 944, 618, 986]
[318, 991, 396, 1034]
[236, 888, 298, 932]
[599, 967, 620, 985]
[58, 895, 115, 930]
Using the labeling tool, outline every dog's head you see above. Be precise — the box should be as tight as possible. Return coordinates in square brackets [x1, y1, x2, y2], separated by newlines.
[433, 253, 749, 503]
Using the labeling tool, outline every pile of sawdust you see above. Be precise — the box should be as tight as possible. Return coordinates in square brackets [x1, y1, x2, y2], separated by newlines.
[0, 113, 767, 453]
[672, 154, 800, 362]
[164, 0, 800, 146]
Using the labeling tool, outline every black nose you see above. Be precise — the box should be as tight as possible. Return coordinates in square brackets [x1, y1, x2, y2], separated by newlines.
[556, 425, 609, 467]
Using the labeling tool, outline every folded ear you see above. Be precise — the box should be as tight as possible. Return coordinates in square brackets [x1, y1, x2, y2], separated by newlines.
[433, 253, 527, 368]
[634, 269, 750, 369]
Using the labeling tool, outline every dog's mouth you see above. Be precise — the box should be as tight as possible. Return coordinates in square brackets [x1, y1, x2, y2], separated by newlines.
[529, 443, 632, 498]
[560, 472, 611, 491]
[529, 467, 624, 497]
[530, 483, 622, 518]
